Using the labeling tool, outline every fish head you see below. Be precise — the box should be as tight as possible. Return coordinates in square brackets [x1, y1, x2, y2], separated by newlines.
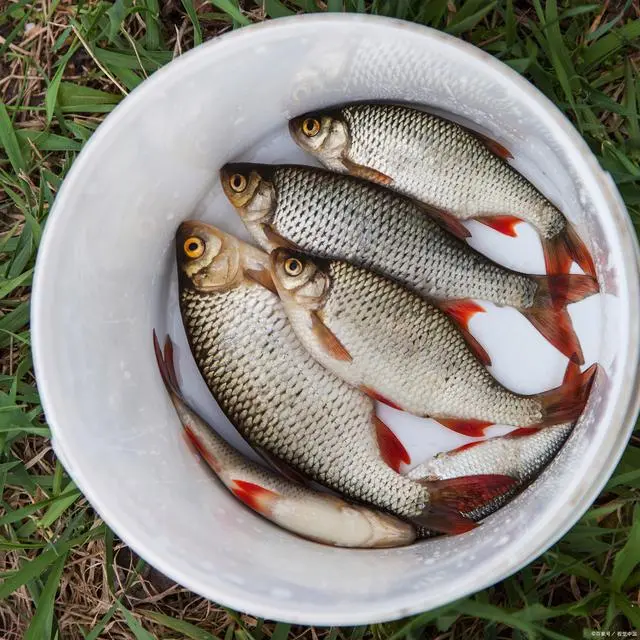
[288, 110, 349, 170]
[176, 220, 244, 292]
[220, 163, 277, 224]
[270, 247, 330, 311]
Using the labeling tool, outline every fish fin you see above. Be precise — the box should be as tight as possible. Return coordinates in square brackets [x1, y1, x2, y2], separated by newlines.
[533, 273, 599, 308]
[421, 474, 518, 512]
[360, 385, 403, 411]
[374, 415, 411, 472]
[411, 505, 477, 535]
[163, 337, 181, 391]
[522, 305, 584, 364]
[450, 440, 484, 454]
[341, 156, 393, 185]
[542, 223, 596, 277]
[231, 480, 279, 515]
[310, 311, 352, 362]
[563, 358, 581, 385]
[418, 203, 472, 240]
[507, 426, 543, 438]
[535, 363, 598, 427]
[524, 274, 598, 363]
[262, 224, 298, 250]
[470, 130, 514, 160]
[254, 446, 308, 485]
[437, 299, 491, 366]
[245, 266, 277, 294]
[435, 418, 493, 437]
[183, 425, 221, 472]
[475, 215, 522, 237]
[152, 331, 182, 399]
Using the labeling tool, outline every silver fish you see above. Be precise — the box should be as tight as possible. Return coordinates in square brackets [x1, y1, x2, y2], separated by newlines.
[270, 248, 597, 436]
[408, 423, 573, 526]
[289, 103, 596, 277]
[153, 332, 416, 548]
[220, 163, 598, 365]
[176, 221, 515, 534]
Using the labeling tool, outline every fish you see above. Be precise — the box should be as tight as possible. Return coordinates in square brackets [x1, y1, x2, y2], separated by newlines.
[407, 422, 574, 530]
[288, 103, 596, 278]
[176, 220, 517, 534]
[270, 247, 597, 436]
[220, 163, 599, 365]
[153, 331, 417, 548]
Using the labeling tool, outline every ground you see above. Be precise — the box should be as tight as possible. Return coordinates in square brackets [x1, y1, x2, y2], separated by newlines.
[1, 0, 639, 638]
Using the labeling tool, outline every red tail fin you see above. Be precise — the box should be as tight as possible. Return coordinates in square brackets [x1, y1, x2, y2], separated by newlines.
[412, 505, 477, 535]
[543, 223, 596, 277]
[522, 274, 598, 364]
[411, 474, 517, 535]
[421, 474, 518, 513]
[536, 363, 598, 427]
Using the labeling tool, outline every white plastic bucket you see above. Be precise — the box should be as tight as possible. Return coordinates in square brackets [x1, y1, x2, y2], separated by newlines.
[32, 15, 640, 625]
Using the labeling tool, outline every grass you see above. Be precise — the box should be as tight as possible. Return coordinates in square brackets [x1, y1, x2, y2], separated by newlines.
[0, 0, 639, 637]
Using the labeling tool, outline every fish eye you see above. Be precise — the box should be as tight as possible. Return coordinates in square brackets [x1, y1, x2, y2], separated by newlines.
[284, 257, 303, 276]
[184, 236, 205, 259]
[230, 173, 247, 192]
[302, 118, 321, 137]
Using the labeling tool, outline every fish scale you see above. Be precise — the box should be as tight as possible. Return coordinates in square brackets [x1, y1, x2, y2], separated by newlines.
[180, 281, 430, 518]
[342, 104, 565, 238]
[270, 165, 537, 308]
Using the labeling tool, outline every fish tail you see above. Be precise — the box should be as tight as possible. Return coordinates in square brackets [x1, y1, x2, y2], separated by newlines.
[412, 474, 518, 534]
[536, 363, 598, 427]
[542, 222, 596, 277]
[523, 274, 599, 364]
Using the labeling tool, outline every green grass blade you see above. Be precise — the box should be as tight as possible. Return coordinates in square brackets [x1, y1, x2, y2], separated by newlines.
[117, 602, 157, 640]
[181, 0, 204, 45]
[209, 0, 251, 25]
[0, 100, 27, 174]
[23, 552, 68, 640]
[612, 505, 640, 591]
[141, 611, 222, 639]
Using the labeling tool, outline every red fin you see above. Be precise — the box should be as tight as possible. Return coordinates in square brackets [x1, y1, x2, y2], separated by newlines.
[507, 427, 542, 438]
[311, 312, 352, 362]
[436, 418, 493, 437]
[471, 130, 514, 160]
[563, 359, 581, 385]
[342, 156, 393, 185]
[360, 385, 403, 411]
[419, 203, 471, 240]
[245, 267, 277, 294]
[422, 474, 518, 512]
[412, 506, 477, 535]
[536, 363, 598, 427]
[374, 416, 410, 472]
[438, 300, 491, 366]
[153, 331, 179, 397]
[231, 480, 279, 515]
[524, 275, 598, 364]
[543, 223, 596, 277]
[476, 215, 522, 237]
[183, 426, 222, 473]
[438, 299, 485, 328]
[450, 441, 484, 454]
